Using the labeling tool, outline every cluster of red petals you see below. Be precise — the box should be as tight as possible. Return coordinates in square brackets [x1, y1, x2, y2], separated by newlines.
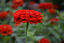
[12, 0, 24, 6]
[49, 18, 59, 22]
[38, 3, 53, 9]
[0, 11, 8, 19]
[11, 0, 24, 9]
[37, 38, 50, 43]
[13, 10, 42, 24]
[0, 24, 12, 36]
[48, 8, 55, 14]
[49, 18, 59, 25]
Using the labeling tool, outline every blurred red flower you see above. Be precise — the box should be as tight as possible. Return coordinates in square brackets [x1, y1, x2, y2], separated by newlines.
[37, 38, 50, 43]
[13, 10, 42, 24]
[48, 8, 55, 14]
[49, 18, 59, 25]
[0, 11, 8, 19]
[12, 0, 24, 6]
[0, 24, 12, 36]
[38, 3, 53, 10]
[11, 0, 24, 9]
[49, 18, 59, 22]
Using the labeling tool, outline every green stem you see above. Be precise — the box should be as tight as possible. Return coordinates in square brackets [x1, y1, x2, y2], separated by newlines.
[25, 22, 29, 43]
[12, 36, 16, 43]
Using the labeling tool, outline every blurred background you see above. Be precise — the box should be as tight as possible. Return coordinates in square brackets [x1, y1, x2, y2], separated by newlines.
[0, 0, 64, 43]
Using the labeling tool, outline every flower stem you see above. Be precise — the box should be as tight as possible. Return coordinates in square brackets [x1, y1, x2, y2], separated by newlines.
[25, 22, 29, 43]
[12, 36, 16, 43]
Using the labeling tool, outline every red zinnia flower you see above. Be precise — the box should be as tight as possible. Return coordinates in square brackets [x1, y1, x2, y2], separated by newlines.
[13, 10, 43, 24]
[0, 24, 12, 36]
[12, 0, 24, 6]
[38, 3, 53, 10]
[37, 38, 50, 43]
[0, 11, 8, 19]
[11, 0, 24, 9]
[48, 8, 55, 14]
[49, 18, 59, 25]
[49, 18, 59, 22]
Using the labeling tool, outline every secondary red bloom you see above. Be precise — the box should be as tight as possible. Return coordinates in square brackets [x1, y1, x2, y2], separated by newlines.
[38, 3, 53, 9]
[11, 0, 24, 9]
[49, 18, 59, 22]
[48, 8, 55, 14]
[13, 10, 42, 24]
[12, 0, 24, 6]
[0, 24, 12, 36]
[49, 18, 59, 25]
[37, 38, 50, 43]
[0, 11, 8, 19]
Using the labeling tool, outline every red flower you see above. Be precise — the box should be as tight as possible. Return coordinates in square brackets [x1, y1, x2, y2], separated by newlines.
[12, 0, 24, 6]
[38, 3, 53, 9]
[49, 18, 59, 22]
[13, 10, 43, 24]
[49, 18, 59, 25]
[11, 0, 24, 9]
[0, 11, 8, 19]
[0, 24, 12, 36]
[37, 38, 50, 43]
[48, 8, 55, 14]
